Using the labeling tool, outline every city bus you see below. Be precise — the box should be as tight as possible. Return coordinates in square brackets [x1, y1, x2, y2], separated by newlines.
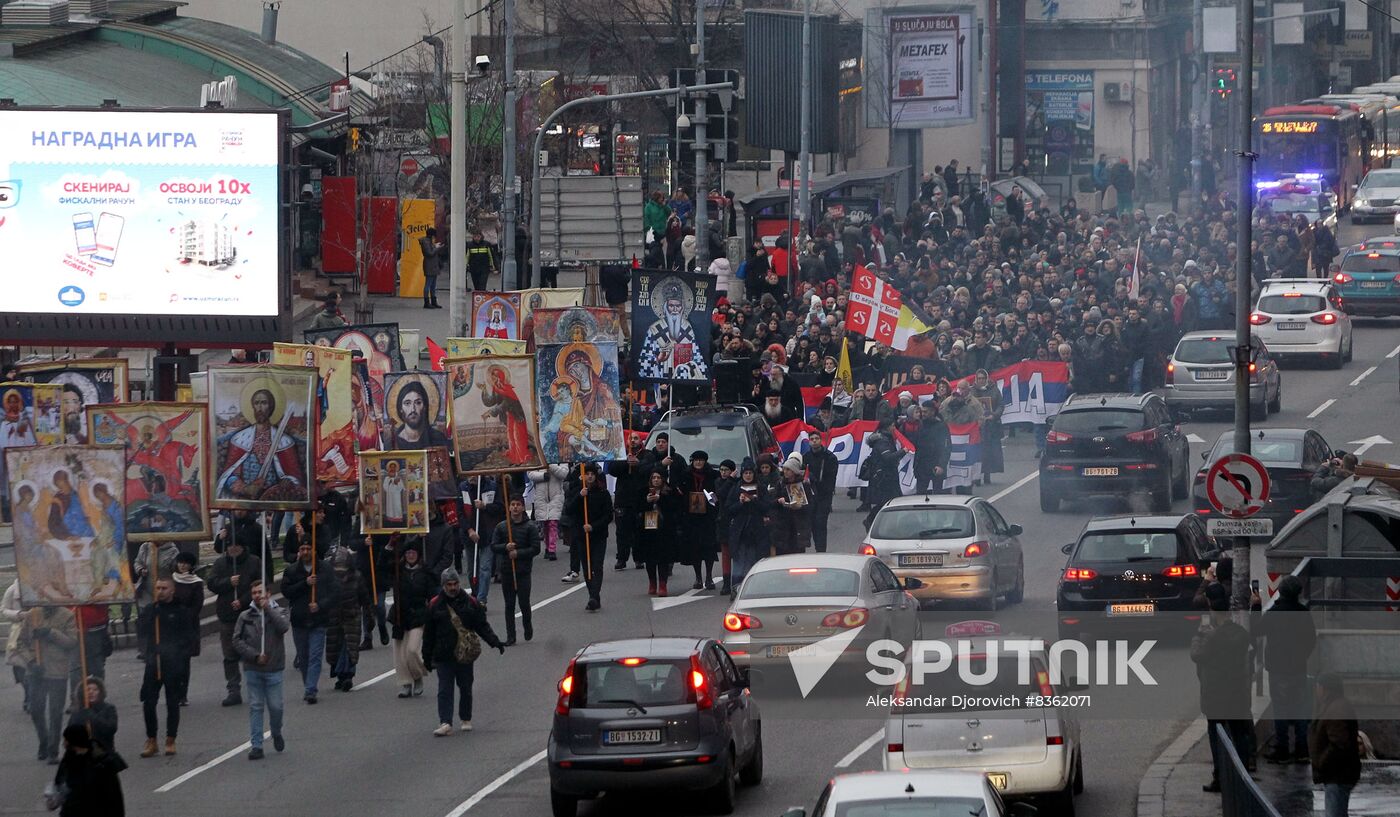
[1254, 104, 1366, 208]
[1317, 94, 1400, 166]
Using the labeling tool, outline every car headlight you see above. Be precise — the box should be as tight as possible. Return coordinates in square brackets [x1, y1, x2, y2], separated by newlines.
[1356, 199, 1370, 208]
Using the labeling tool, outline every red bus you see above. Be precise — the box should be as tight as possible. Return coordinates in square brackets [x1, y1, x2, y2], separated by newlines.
[1254, 104, 1366, 208]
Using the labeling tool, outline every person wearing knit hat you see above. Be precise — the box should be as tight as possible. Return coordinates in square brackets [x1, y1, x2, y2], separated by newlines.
[725, 458, 771, 595]
[422, 564, 504, 735]
[771, 452, 815, 556]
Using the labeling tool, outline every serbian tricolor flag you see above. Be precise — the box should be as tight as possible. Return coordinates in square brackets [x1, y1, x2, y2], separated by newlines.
[800, 386, 830, 419]
[944, 421, 983, 488]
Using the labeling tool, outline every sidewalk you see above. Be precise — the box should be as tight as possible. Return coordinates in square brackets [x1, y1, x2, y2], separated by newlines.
[1141, 709, 1400, 817]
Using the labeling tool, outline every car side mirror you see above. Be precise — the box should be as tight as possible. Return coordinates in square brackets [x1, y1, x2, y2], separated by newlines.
[1008, 524, 1024, 536]
[1008, 802, 1039, 817]
[1200, 451, 1209, 461]
[903, 577, 924, 590]
[1060, 543, 1074, 555]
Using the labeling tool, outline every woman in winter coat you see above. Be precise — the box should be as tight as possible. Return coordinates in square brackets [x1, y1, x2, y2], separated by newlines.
[1096, 319, 1128, 392]
[527, 464, 569, 561]
[970, 369, 1005, 484]
[67, 677, 118, 752]
[709, 255, 733, 298]
[726, 459, 772, 594]
[771, 455, 814, 556]
[389, 542, 434, 698]
[53, 724, 125, 817]
[325, 544, 371, 692]
[636, 470, 682, 597]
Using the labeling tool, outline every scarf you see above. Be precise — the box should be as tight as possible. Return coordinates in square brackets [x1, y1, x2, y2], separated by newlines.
[1171, 293, 1188, 324]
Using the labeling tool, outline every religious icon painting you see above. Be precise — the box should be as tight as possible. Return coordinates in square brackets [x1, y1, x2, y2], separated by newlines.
[445, 337, 527, 359]
[86, 402, 211, 542]
[18, 358, 129, 444]
[531, 306, 625, 345]
[7, 444, 134, 606]
[358, 450, 430, 535]
[207, 365, 317, 511]
[303, 322, 406, 408]
[383, 370, 455, 501]
[470, 292, 522, 340]
[272, 343, 358, 486]
[517, 287, 584, 344]
[629, 269, 716, 382]
[445, 355, 545, 475]
[0, 382, 62, 524]
[536, 341, 624, 463]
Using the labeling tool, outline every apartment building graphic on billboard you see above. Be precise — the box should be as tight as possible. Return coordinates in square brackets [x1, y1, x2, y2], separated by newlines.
[176, 219, 236, 266]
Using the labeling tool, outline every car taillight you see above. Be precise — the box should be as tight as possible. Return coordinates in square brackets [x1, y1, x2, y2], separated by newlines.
[1311, 312, 1338, 325]
[724, 612, 761, 632]
[821, 608, 869, 628]
[1047, 735, 1066, 746]
[1045, 430, 1072, 443]
[1333, 272, 1353, 284]
[1248, 312, 1271, 325]
[689, 655, 714, 709]
[1166, 362, 1175, 383]
[1394, 273, 1400, 284]
[1036, 670, 1054, 698]
[1063, 567, 1098, 581]
[1125, 428, 1158, 443]
[963, 541, 987, 558]
[859, 543, 876, 556]
[1164, 564, 1199, 578]
[1194, 470, 1206, 484]
[887, 742, 905, 753]
[556, 659, 577, 715]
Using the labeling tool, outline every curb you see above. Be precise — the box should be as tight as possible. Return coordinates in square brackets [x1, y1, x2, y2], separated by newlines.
[1137, 717, 1207, 817]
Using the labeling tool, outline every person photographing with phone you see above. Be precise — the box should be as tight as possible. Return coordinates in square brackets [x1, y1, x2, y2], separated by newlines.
[1310, 452, 1358, 498]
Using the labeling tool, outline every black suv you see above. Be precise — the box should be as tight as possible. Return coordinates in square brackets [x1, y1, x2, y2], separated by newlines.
[1039, 393, 1192, 513]
[646, 404, 780, 467]
[1056, 513, 1220, 640]
[548, 637, 763, 816]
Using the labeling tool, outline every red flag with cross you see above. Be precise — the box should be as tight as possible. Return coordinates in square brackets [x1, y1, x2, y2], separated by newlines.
[847, 264, 901, 346]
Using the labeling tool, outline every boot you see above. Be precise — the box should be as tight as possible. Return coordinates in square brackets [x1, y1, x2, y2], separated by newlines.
[658, 581, 668, 598]
[647, 579, 657, 596]
[359, 638, 374, 652]
[523, 618, 533, 642]
[164, 737, 176, 756]
[141, 738, 158, 758]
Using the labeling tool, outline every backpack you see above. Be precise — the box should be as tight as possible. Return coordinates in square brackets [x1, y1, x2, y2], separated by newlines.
[736, 259, 748, 280]
[857, 454, 876, 482]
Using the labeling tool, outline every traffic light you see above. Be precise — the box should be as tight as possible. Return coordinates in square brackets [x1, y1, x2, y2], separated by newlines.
[1213, 67, 1237, 100]
[667, 68, 740, 164]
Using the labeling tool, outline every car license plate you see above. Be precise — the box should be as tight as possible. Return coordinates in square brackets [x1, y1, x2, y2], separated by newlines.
[604, 729, 661, 745]
[900, 553, 944, 567]
[1194, 370, 1228, 380]
[987, 772, 1009, 790]
[1107, 603, 1156, 617]
[1083, 467, 1119, 476]
[1360, 281, 1388, 288]
[767, 644, 802, 658]
[1277, 322, 1305, 330]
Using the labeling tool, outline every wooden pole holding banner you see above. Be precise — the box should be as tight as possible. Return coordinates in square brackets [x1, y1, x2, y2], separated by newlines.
[260, 514, 268, 656]
[310, 520, 318, 608]
[580, 462, 593, 582]
[150, 543, 162, 682]
[366, 533, 378, 600]
[74, 607, 90, 713]
[473, 476, 482, 591]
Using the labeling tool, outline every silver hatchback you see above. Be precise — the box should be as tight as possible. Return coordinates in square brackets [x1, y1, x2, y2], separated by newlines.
[1164, 331, 1282, 421]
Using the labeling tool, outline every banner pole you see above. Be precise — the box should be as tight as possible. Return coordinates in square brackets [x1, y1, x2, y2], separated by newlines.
[580, 462, 592, 582]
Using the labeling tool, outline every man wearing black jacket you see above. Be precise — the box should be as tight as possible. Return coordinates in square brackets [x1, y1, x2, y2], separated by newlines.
[608, 438, 654, 571]
[491, 496, 540, 644]
[565, 465, 614, 612]
[423, 568, 504, 735]
[1193, 583, 1253, 792]
[649, 433, 688, 487]
[207, 539, 263, 707]
[803, 431, 839, 553]
[1256, 576, 1316, 763]
[137, 578, 195, 758]
[281, 541, 336, 704]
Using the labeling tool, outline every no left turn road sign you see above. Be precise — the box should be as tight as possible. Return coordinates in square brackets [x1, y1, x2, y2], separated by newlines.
[1205, 453, 1272, 518]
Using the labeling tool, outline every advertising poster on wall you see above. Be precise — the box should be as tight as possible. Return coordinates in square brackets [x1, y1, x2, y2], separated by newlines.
[864, 7, 977, 128]
[1024, 70, 1094, 174]
[0, 110, 281, 317]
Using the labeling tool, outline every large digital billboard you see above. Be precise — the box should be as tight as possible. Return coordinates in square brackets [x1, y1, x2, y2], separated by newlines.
[0, 108, 287, 344]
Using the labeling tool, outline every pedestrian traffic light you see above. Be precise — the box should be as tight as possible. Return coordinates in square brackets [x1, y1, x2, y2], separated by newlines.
[1213, 67, 1236, 100]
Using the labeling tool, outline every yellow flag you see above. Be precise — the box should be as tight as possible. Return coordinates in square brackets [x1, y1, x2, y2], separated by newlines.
[837, 337, 854, 394]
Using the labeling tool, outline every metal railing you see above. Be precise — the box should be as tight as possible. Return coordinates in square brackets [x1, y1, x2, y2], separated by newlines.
[1216, 723, 1284, 817]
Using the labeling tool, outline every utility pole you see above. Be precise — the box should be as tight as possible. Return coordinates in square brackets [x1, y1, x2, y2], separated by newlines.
[693, 0, 709, 275]
[449, 0, 468, 336]
[501, 0, 519, 288]
[798, 0, 812, 238]
[1190, 0, 1205, 202]
[1261, 0, 1271, 111]
[1232, 0, 1256, 612]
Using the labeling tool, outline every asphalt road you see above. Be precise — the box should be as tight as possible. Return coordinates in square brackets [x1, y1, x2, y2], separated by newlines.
[1, 312, 1395, 817]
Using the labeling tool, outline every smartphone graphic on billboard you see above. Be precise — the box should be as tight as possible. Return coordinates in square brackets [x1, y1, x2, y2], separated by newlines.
[72, 212, 97, 255]
[92, 212, 124, 266]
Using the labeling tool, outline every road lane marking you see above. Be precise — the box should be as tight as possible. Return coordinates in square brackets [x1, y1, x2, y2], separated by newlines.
[652, 586, 706, 611]
[1350, 366, 1377, 387]
[352, 669, 395, 691]
[1307, 399, 1336, 419]
[836, 728, 886, 768]
[155, 732, 271, 792]
[1388, 343, 1400, 359]
[445, 750, 548, 815]
[523, 581, 586, 616]
[988, 471, 1038, 503]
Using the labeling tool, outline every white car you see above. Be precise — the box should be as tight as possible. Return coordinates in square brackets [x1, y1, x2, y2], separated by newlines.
[860, 494, 1026, 611]
[1352, 168, 1400, 223]
[781, 769, 1036, 817]
[1249, 279, 1353, 368]
[883, 624, 1084, 812]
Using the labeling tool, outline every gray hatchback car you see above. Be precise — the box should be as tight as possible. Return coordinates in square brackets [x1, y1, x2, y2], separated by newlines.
[548, 637, 763, 816]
